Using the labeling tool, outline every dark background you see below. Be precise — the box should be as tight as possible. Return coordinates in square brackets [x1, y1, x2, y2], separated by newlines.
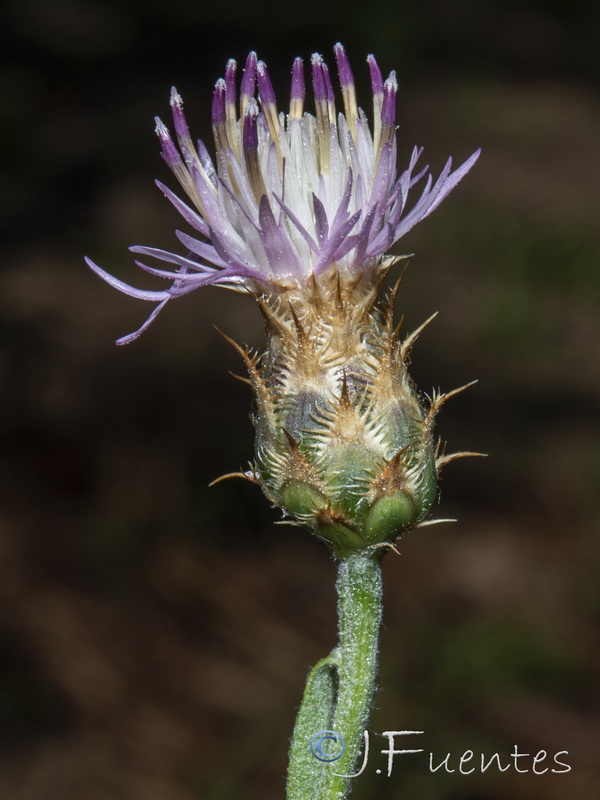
[1, 1, 599, 798]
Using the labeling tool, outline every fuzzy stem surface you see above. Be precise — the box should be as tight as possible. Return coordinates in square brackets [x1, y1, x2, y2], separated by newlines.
[287, 551, 383, 800]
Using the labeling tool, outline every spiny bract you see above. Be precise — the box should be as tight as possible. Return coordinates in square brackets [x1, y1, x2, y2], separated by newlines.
[223, 267, 477, 557]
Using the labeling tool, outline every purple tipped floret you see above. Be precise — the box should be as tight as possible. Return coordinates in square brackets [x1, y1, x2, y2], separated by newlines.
[311, 53, 327, 103]
[257, 61, 276, 108]
[291, 57, 305, 102]
[381, 72, 397, 127]
[243, 101, 259, 152]
[321, 60, 335, 105]
[334, 42, 354, 89]
[212, 78, 226, 125]
[154, 117, 181, 169]
[367, 54, 384, 97]
[169, 88, 188, 134]
[224, 59, 237, 108]
[169, 88, 197, 165]
[240, 51, 258, 101]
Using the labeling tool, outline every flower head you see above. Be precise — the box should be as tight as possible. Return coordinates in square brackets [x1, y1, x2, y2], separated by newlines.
[86, 44, 479, 344]
[87, 45, 481, 556]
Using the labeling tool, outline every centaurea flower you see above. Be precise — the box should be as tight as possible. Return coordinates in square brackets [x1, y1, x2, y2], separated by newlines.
[86, 44, 479, 556]
[88, 45, 482, 799]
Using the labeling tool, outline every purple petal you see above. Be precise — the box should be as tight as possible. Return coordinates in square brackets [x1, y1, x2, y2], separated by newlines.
[114, 272, 221, 347]
[170, 88, 197, 167]
[219, 149, 262, 222]
[224, 58, 237, 111]
[392, 167, 455, 242]
[243, 100, 259, 152]
[365, 222, 394, 257]
[367, 54, 384, 98]
[321, 60, 335, 105]
[312, 194, 329, 243]
[398, 160, 455, 235]
[174, 232, 232, 268]
[212, 78, 226, 126]
[116, 298, 171, 345]
[330, 232, 361, 262]
[208, 223, 259, 275]
[191, 164, 254, 265]
[257, 60, 276, 108]
[350, 206, 378, 266]
[311, 53, 326, 103]
[240, 51, 257, 106]
[313, 209, 361, 272]
[85, 257, 170, 301]
[155, 117, 181, 171]
[394, 145, 426, 209]
[196, 138, 218, 187]
[155, 180, 210, 237]
[133, 260, 244, 284]
[329, 169, 353, 233]
[393, 174, 435, 239]
[133, 260, 206, 281]
[272, 194, 318, 253]
[130, 244, 218, 272]
[334, 42, 354, 89]
[258, 195, 302, 276]
[418, 148, 481, 218]
[381, 72, 397, 128]
[291, 57, 305, 103]
[369, 141, 395, 209]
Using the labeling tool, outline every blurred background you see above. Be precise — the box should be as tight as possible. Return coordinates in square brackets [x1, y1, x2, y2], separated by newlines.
[1, 0, 599, 798]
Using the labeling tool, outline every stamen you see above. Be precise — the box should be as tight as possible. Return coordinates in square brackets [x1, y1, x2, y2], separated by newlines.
[373, 72, 397, 177]
[212, 78, 228, 154]
[240, 51, 257, 116]
[367, 54, 384, 153]
[334, 43, 358, 137]
[257, 60, 280, 140]
[311, 52, 327, 109]
[224, 59, 239, 157]
[322, 59, 336, 122]
[154, 115, 182, 172]
[243, 99, 267, 202]
[257, 59, 282, 169]
[381, 72, 397, 139]
[169, 88, 197, 168]
[311, 53, 330, 173]
[155, 114, 207, 216]
[290, 57, 305, 120]
[243, 100, 259, 151]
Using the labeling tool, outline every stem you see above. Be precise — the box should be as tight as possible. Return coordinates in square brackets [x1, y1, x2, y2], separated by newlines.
[287, 551, 383, 800]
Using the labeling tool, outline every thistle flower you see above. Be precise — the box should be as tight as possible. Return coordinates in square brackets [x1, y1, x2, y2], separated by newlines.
[86, 44, 480, 557]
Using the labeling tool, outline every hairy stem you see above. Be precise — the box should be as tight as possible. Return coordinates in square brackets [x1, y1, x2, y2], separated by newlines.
[287, 551, 383, 800]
